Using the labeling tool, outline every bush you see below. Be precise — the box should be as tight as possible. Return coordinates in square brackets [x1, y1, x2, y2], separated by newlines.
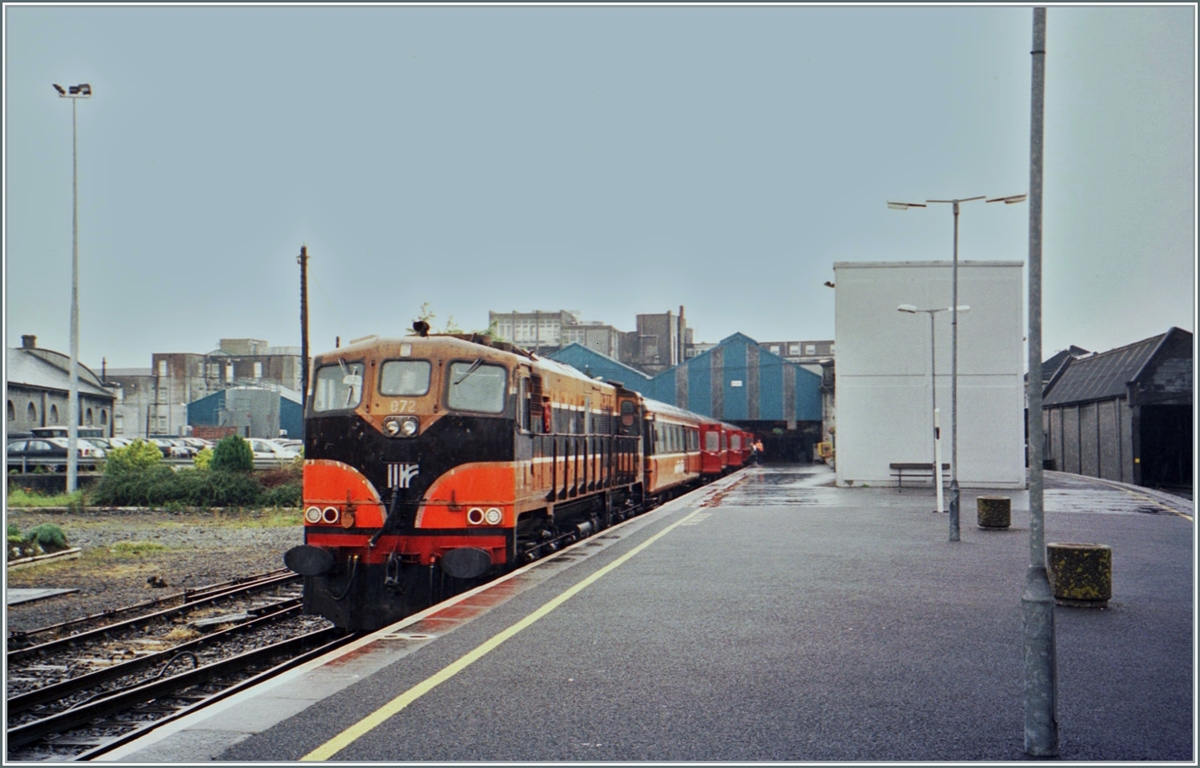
[211, 435, 254, 472]
[25, 523, 68, 551]
[193, 447, 214, 470]
[91, 466, 264, 508]
[259, 482, 302, 508]
[259, 465, 301, 489]
[91, 464, 179, 507]
[187, 470, 262, 507]
[104, 439, 164, 477]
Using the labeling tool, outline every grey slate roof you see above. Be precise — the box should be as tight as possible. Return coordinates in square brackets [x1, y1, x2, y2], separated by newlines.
[6, 348, 114, 398]
[1042, 333, 1167, 407]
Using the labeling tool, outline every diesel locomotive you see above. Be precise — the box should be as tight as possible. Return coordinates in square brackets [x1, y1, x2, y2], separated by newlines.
[284, 327, 750, 632]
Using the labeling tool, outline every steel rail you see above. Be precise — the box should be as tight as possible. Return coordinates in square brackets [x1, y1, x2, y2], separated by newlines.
[6, 572, 300, 662]
[6, 600, 302, 717]
[7, 626, 347, 750]
[7, 569, 295, 651]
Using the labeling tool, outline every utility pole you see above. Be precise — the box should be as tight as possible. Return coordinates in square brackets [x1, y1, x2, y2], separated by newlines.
[298, 245, 310, 415]
[1022, 6, 1058, 757]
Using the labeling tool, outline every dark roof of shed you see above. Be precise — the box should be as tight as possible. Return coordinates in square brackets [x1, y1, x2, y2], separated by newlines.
[1040, 345, 1090, 387]
[1042, 330, 1174, 406]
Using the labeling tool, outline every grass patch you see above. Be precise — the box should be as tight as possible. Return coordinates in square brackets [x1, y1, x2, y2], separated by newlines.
[109, 541, 171, 555]
[209, 509, 302, 529]
[6, 488, 85, 508]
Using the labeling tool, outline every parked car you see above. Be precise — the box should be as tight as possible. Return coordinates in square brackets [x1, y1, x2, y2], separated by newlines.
[146, 437, 192, 459]
[107, 437, 139, 449]
[179, 437, 214, 452]
[246, 438, 299, 462]
[6, 437, 104, 471]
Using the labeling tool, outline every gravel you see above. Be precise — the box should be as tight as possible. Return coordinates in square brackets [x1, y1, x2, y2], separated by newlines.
[5, 507, 304, 634]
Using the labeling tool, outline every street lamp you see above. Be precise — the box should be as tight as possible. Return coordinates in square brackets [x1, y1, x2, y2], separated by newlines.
[54, 82, 93, 493]
[897, 304, 969, 515]
[888, 193, 1025, 541]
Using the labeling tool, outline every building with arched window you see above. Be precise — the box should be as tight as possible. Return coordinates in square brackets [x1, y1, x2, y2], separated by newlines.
[5, 335, 116, 438]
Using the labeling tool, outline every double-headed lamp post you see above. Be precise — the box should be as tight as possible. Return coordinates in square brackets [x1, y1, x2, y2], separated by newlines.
[54, 83, 93, 493]
[888, 193, 1026, 541]
[897, 303, 969, 519]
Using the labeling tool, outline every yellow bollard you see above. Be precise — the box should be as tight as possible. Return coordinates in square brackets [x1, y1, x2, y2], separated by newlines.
[977, 496, 1012, 529]
[1047, 542, 1112, 608]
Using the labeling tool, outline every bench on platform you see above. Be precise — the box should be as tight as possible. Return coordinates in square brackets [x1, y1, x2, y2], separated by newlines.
[889, 462, 949, 492]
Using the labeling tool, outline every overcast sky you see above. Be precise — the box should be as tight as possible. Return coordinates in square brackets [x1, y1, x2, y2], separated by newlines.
[3, 3, 1195, 371]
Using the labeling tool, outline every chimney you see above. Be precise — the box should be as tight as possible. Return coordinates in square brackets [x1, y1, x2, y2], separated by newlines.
[21, 334, 36, 349]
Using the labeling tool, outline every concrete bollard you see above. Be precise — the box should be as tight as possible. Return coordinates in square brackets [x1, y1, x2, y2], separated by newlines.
[977, 496, 1012, 529]
[1047, 542, 1112, 608]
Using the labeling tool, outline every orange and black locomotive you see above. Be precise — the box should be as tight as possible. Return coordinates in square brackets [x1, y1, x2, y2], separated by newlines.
[285, 326, 733, 631]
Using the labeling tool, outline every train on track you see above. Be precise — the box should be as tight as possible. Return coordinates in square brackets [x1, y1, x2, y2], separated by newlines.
[284, 325, 754, 632]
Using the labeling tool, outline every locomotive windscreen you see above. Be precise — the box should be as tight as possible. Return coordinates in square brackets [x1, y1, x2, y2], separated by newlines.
[312, 361, 364, 412]
[447, 361, 507, 413]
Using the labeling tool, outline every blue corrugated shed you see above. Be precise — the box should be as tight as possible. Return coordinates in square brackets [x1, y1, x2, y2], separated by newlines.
[546, 344, 653, 388]
[187, 385, 303, 439]
[550, 333, 822, 424]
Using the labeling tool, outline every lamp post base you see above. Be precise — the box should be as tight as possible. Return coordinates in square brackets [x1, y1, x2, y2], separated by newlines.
[949, 481, 961, 541]
[1022, 564, 1059, 756]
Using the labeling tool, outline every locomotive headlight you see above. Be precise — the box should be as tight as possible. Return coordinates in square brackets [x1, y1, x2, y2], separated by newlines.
[322, 507, 340, 525]
[305, 506, 322, 524]
[383, 416, 420, 438]
[467, 508, 485, 525]
[484, 507, 503, 525]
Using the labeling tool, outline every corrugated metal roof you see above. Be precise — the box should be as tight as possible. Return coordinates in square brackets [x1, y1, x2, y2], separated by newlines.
[1042, 333, 1167, 406]
[6, 349, 114, 398]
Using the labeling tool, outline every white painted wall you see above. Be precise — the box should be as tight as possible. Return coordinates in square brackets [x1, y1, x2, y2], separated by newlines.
[833, 260, 1025, 489]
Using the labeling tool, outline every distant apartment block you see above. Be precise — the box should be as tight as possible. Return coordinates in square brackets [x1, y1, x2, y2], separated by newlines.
[489, 308, 692, 376]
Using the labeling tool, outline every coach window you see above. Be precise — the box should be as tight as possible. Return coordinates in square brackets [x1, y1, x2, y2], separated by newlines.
[379, 360, 431, 396]
[313, 361, 365, 412]
[447, 361, 506, 414]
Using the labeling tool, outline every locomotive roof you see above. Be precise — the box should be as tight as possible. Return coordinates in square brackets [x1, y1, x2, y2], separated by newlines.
[314, 334, 612, 387]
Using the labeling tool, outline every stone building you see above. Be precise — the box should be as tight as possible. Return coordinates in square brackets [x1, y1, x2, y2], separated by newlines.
[5, 335, 116, 437]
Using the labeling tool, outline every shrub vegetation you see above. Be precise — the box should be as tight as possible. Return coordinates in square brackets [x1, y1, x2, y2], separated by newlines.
[83, 435, 300, 509]
[210, 435, 254, 473]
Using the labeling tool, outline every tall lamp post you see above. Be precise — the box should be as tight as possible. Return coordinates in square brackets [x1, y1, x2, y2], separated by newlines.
[54, 82, 93, 493]
[887, 192, 1025, 541]
[897, 303, 969, 516]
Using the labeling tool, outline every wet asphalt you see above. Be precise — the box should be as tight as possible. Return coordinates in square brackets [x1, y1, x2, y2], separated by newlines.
[103, 465, 1193, 763]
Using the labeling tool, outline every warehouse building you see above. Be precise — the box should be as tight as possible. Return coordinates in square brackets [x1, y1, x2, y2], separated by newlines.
[1042, 327, 1192, 490]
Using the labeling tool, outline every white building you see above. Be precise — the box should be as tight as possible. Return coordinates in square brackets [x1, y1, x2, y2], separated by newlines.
[833, 260, 1025, 489]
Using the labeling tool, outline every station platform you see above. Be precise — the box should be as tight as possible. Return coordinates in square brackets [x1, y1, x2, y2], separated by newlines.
[99, 465, 1194, 762]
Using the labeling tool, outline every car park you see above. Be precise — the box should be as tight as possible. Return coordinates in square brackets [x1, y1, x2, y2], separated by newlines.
[6, 437, 105, 471]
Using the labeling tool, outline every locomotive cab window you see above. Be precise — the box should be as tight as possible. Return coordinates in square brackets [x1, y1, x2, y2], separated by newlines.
[313, 361, 365, 412]
[380, 360, 431, 396]
[447, 361, 507, 414]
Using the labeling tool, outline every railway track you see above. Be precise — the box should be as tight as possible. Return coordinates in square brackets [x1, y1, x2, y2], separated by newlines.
[6, 570, 353, 761]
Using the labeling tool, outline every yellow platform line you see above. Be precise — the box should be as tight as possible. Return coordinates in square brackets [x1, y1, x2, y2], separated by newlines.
[301, 506, 702, 761]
